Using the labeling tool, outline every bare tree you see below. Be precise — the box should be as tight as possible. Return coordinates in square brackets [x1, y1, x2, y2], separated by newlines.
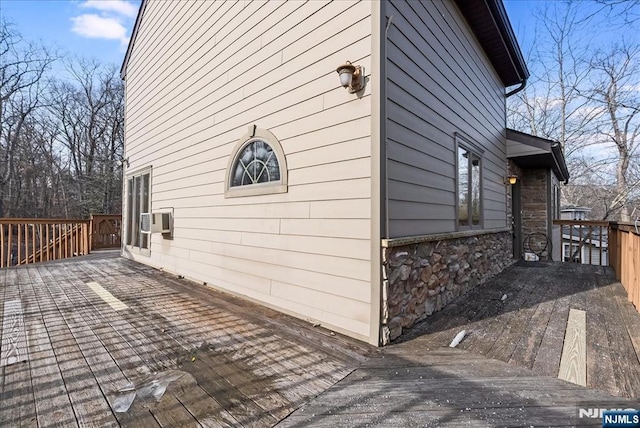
[586, 45, 640, 220]
[508, 1, 599, 156]
[47, 59, 124, 217]
[0, 20, 55, 217]
[507, 2, 640, 221]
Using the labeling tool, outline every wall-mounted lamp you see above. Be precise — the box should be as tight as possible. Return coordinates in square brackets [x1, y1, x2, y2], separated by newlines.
[336, 61, 364, 93]
[505, 175, 518, 185]
[121, 156, 130, 168]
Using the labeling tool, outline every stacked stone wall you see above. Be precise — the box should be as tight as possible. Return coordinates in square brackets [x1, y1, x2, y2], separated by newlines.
[382, 231, 513, 342]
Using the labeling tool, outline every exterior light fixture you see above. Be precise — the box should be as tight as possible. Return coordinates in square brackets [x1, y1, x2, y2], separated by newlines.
[506, 175, 518, 185]
[336, 61, 364, 93]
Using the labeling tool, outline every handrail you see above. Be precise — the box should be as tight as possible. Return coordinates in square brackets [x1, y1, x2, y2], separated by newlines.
[552, 220, 610, 227]
[1, 219, 91, 268]
[0, 218, 90, 224]
[0, 215, 122, 268]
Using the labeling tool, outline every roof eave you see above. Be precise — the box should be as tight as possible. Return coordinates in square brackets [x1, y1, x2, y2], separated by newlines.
[120, 0, 147, 80]
[454, 0, 529, 88]
[506, 128, 570, 183]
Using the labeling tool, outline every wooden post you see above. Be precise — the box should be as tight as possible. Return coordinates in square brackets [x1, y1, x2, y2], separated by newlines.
[75, 223, 79, 256]
[17, 223, 22, 265]
[45, 224, 50, 261]
[30, 224, 35, 264]
[569, 225, 573, 262]
[585, 225, 593, 265]
[607, 226, 618, 270]
[84, 222, 90, 256]
[632, 232, 638, 307]
[1, 224, 4, 268]
[64, 223, 69, 259]
[7, 224, 12, 266]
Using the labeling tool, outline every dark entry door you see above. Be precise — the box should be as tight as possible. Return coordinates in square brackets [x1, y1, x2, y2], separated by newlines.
[512, 181, 522, 259]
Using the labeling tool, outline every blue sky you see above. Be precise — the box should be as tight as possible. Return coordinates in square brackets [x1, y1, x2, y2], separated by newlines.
[2, 0, 141, 68]
[1, 1, 635, 70]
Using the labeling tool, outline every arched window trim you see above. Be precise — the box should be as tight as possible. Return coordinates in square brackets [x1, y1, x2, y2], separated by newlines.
[224, 126, 288, 198]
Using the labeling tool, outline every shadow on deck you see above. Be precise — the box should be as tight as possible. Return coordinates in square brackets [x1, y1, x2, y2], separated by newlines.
[0, 255, 638, 427]
[395, 261, 640, 399]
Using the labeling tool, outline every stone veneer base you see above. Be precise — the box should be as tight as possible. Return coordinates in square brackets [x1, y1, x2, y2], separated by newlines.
[381, 230, 514, 344]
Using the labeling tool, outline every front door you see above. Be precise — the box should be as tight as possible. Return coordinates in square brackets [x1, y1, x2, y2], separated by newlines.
[512, 181, 522, 259]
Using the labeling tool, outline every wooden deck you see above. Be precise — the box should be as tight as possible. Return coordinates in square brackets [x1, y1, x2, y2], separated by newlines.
[279, 261, 640, 427]
[1, 255, 639, 427]
[396, 261, 640, 399]
[0, 252, 371, 427]
[278, 347, 637, 427]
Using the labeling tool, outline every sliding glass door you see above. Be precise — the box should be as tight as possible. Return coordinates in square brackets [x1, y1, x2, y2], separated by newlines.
[126, 169, 150, 253]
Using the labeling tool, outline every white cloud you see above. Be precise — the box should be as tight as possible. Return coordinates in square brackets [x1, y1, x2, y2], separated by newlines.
[71, 14, 128, 44]
[79, 0, 138, 18]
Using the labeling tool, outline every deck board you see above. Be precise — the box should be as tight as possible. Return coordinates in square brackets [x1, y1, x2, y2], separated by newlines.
[396, 262, 640, 399]
[278, 348, 637, 427]
[0, 267, 37, 427]
[558, 309, 587, 386]
[1, 253, 371, 426]
[2, 254, 640, 427]
[22, 266, 77, 427]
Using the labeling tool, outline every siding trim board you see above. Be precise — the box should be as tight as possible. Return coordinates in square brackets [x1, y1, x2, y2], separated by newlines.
[382, 227, 513, 248]
[371, 0, 386, 346]
[121, 0, 148, 78]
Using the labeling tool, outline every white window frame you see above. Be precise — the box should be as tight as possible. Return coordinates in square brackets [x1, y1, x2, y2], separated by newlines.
[562, 242, 581, 263]
[225, 126, 288, 198]
[125, 166, 152, 256]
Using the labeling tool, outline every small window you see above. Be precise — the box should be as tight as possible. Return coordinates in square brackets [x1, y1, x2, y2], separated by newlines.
[225, 126, 287, 198]
[457, 136, 483, 229]
[563, 243, 581, 263]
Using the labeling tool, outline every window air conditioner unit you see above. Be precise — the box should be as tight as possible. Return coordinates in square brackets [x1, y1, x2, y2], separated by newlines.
[151, 212, 172, 234]
[140, 212, 171, 234]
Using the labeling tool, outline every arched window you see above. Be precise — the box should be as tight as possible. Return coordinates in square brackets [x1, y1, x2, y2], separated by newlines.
[225, 126, 287, 197]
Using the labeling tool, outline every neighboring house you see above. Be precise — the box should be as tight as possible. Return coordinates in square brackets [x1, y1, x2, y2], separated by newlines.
[120, 0, 528, 345]
[558, 206, 607, 266]
[561, 224, 608, 266]
[561, 206, 592, 221]
[506, 129, 570, 261]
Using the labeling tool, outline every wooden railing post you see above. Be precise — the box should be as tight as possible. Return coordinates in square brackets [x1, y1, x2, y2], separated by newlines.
[84, 222, 90, 255]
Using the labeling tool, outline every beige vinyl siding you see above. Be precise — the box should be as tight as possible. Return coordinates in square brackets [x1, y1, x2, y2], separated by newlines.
[384, 0, 508, 238]
[123, 0, 373, 341]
